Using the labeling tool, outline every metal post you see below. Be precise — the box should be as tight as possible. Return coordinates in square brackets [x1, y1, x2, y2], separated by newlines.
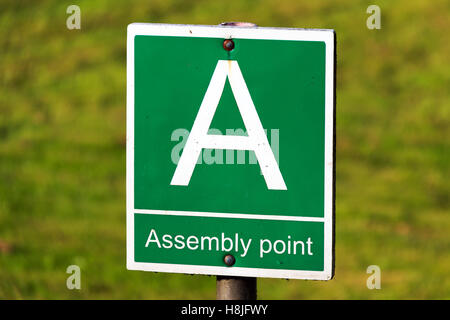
[215, 21, 259, 301]
[216, 276, 257, 300]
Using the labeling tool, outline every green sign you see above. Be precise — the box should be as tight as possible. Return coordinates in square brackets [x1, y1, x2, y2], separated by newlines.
[127, 23, 335, 280]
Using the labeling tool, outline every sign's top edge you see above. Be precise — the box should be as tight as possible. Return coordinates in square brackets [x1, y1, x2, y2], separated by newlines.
[127, 23, 335, 43]
[127, 22, 335, 33]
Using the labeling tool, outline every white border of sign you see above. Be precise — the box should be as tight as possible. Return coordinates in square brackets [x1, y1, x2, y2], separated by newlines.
[126, 23, 335, 280]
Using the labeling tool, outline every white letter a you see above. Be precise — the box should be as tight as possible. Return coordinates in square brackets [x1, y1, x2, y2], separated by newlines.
[170, 60, 287, 190]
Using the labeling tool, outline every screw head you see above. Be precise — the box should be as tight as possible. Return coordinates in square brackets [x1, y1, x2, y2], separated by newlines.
[223, 39, 235, 51]
[223, 254, 236, 266]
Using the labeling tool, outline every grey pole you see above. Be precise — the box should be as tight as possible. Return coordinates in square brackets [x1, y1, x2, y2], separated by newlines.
[216, 21, 258, 302]
[216, 276, 257, 300]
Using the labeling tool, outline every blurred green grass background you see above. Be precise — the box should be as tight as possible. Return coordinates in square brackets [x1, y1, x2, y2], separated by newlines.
[0, 0, 449, 299]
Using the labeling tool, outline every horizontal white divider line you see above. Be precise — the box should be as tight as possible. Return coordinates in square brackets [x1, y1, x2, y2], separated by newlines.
[133, 209, 325, 222]
[201, 134, 253, 150]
